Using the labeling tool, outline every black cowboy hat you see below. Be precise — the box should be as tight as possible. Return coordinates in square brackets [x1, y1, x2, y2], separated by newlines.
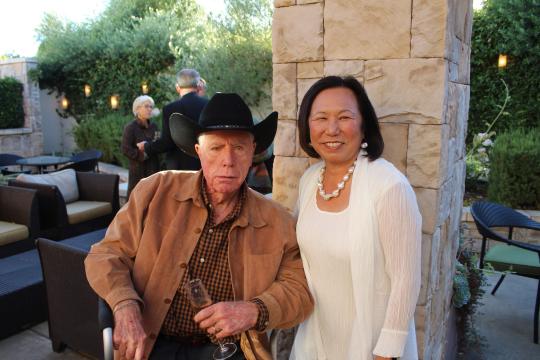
[170, 93, 278, 158]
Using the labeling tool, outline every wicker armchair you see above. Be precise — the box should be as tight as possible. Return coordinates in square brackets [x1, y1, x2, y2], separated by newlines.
[9, 171, 119, 240]
[0, 185, 39, 258]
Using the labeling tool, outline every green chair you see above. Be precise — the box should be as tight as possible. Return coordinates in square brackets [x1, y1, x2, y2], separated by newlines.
[470, 201, 540, 343]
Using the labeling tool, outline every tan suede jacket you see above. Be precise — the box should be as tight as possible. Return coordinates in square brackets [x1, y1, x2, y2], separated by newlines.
[84, 170, 313, 360]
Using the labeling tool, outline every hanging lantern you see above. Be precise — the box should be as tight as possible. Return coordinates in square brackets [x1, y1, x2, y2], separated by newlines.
[61, 97, 69, 110]
[84, 84, 92, 97]
[498, 54, 507, 68]
[141, 82, 149, 94]
[110, 94, 120, 110]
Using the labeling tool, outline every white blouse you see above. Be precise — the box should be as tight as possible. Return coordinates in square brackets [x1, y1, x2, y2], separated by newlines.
[291, 155, 422, 360]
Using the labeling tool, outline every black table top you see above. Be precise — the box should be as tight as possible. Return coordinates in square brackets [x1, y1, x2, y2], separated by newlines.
[16, 156, 71, 167]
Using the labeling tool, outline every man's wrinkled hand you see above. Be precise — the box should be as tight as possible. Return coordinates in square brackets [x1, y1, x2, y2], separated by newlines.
[194, 301, 259, 339]
[113, 302, 147, 360]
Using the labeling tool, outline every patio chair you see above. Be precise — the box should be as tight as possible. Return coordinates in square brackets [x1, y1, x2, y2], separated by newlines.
[9, 169, 119, 240]
[36, 237, 103, 358]
[0, 153, 30, 175]
[0, 185, 40, 258]
[470, 201, 540, 343]
[66, 149, 103, 172]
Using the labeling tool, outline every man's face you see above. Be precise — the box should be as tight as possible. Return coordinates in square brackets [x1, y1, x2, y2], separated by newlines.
[195, 131, 256, 196]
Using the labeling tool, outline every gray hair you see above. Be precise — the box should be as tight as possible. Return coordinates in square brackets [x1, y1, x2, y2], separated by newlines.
[132, 95, 155, 116]
[176, 69, 201, 89]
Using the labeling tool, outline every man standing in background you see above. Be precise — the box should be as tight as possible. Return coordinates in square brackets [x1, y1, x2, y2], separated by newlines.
[138, 69, 208, 170]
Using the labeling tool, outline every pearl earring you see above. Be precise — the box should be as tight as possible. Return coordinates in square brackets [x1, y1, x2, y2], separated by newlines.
[360, 141, 368, 155]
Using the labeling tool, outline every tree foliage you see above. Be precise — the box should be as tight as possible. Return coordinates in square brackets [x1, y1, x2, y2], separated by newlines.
[34, 0, 272, 122]
[469, 0, 540, 144]
[0, 77, 25, 129]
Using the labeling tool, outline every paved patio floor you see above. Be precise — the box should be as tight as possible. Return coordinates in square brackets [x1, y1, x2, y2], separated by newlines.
[474, 273, 539, 359]
[0, 274, 537, 359]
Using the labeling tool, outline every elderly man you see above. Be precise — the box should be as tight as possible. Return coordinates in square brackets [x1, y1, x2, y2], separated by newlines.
[138, 68, 208, 170]
[85, 93, 313, 360]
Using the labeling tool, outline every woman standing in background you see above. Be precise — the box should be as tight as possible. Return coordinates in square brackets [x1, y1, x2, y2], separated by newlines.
[122, 95, 160, 199]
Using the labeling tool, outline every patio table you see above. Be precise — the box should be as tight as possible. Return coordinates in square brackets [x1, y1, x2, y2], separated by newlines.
[16, 156, 71, 174]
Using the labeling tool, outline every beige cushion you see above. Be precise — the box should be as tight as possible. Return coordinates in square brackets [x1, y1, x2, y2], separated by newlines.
[66, 201, 112, 225]
[17, 169, 79, 203]
[0, 221, 29, 246]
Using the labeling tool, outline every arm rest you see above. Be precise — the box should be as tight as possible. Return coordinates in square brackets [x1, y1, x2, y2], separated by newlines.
[0, 185, 40, 238]
[98, 297, 114, 360]
[8, 179, 68, 228]
[76, 172, 119, 213]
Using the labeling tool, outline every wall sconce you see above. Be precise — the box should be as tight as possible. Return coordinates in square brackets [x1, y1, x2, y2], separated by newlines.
[110, 94, 120, 110]
[61, 97, 69, 110]
[498, 54, 507, 68]
[84, 84, 92, 97]
[141, 82, 149, 94]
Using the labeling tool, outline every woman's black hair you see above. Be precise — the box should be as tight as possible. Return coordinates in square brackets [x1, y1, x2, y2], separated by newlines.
[297, 76, 384, 161]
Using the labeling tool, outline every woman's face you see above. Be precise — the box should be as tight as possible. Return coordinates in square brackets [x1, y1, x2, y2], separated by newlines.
[137, 101, 154, 121]
[308, 87, 363, 167]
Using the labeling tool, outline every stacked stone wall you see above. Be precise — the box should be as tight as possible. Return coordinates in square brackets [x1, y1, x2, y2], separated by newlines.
[0, 58, 43, 156]
[271, 1, 473, 358]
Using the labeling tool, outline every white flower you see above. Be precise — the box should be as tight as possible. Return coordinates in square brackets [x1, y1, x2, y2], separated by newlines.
[482, 139, 493, 147]
[477, 132, 487, 139]
[477, 147, 486, 154]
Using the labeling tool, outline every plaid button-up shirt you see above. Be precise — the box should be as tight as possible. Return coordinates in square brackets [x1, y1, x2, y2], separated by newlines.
[161, 179, 268, 341]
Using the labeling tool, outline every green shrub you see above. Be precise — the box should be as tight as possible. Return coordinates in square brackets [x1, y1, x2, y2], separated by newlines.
[73, 113, 132, 168]
[469, 0, 540, 145]
[0, 77, 25, 129]
[488, 127, 540, 209]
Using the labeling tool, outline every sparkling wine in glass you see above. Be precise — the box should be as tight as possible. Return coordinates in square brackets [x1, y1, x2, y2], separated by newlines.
[183, 279, 238, 360]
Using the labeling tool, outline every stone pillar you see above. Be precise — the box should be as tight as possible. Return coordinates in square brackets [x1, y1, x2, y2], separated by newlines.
[0, 58, 44, 156]
[272, 1, 472, 358]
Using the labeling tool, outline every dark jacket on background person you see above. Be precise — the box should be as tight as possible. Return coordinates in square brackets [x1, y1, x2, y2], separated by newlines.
[144, 92, 208, 170]
[122, 119, 160, 198]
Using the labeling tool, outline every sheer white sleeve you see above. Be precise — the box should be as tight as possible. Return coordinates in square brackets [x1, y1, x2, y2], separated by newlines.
[372, 181, 422, 357]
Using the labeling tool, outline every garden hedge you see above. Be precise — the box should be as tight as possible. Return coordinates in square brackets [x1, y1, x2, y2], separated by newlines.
[0, 77, 25, 129]
[488, 127, 540, 209]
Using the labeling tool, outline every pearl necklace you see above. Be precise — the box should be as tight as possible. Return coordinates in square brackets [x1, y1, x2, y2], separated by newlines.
[317, 161, 357, 201]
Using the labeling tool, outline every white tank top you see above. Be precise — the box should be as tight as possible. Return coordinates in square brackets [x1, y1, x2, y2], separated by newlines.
[296, 191, 356, 360]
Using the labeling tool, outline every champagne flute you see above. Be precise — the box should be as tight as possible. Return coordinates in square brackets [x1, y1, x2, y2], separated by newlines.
[183, 279, 238, 360]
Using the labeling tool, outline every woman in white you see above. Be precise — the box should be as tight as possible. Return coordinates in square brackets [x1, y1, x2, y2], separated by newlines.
[290, 76, 422, 360]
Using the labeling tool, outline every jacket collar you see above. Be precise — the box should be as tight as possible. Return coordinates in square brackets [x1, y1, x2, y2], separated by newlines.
[173, 170, 266, 228]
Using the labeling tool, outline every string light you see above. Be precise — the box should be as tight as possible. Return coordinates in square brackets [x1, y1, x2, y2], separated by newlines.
[498, 54, 507, 68]
[110, 94, 120, 110]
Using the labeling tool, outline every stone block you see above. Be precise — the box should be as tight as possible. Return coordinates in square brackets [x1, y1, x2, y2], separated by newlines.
[454, 0, 473, 43]
[273, 63, 297, 120]
[272, 156, 311, 211]
[457, 42, 471, 85]
[272, 4, 323, 63]
[380, 123, 408, 174]
[324, 60, 364, 79]
[274, 120, 297, 156]
[274, 0, 295, 7]
[415, 303, 431, 358]
[297, 61, 323, 79]
[297, 78, 319, 106]
[418, 229, 441, 306]
[411, 0, 448, 58]
[414, 187, 439, 235]
[324, 0, 412, 60]
[365, 59, 447, 125]
[407, 124, 449, 189]
[297, 0, 321, 4]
